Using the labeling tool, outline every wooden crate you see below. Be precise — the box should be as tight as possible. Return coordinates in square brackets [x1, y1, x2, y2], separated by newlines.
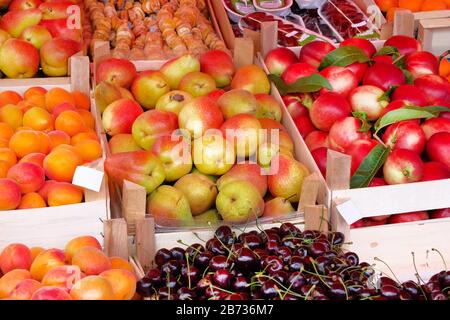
[327, 151, 450, 282]
[0, 56, 110, 250]
[418, 18, 450, 55]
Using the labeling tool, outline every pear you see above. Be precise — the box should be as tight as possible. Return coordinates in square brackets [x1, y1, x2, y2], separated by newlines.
[174, 173, 217, 215]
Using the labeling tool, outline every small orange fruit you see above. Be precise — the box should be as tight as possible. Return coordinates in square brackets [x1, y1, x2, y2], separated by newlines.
[55, 110, 86, 137]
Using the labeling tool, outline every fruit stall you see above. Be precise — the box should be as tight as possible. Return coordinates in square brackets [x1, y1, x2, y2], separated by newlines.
[0, 0, 449, 301]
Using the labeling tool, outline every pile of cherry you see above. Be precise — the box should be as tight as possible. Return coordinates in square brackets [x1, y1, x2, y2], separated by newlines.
[136, 224, 449, 300]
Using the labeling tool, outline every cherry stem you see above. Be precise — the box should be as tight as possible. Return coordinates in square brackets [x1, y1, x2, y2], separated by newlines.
[374, 256, 401, 285]
[185, 252, 192, 290]
[304, 284, 316, 300]
[309, 259, 332, 289]
[410, 252, 426, 285]
[192, 232, 207, 243]
[431, 248, 447, 272]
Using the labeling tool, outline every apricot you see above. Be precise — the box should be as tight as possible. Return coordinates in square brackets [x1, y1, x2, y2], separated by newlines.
[0, 122, 14, 141]
[109, 257, 134, 273]
[52, 102, 77, 118]
[0, 178, 21, 210]
[0, 148, 17, 167]
[30, 247, 44, 262]
[37, 180, 57, 202]
[24, 87, 47, 100]
[74, 139, 102, 163]
[45, 88, 75, 112]
[47, 182, 83, 206]
[0, 269, 31, 298]
[64, 235, 102, 263]
[26, 94, 46, 109]
[72, 247, 111, 275]
[72, 91, 90, 110]
[70, 276, 115, 300]
[7, 162, 45, 193]
[9, 130, 45, 158]
[43, 147, 81, 182]
[30, 248, 65, 281]
[41, 265, 83, 290]
[100, 269, 136, 300]
[0, 104, 23, 130]
[17, 192, 46, 209]
[71, 131, 99, 145]
[78, 109, 95, 129]
[31, 286, 72, 300]
[16, 100, 35, 113]
[8, 278, 42, 300]
[0, 243, 32, 274]
[0, 91, 22, 107]
[22, 107, 54, 131]
[36, 132, 51, 154]
[0, 160, 9, 178]
[19, 153, 45, 167]
[47, 130, 71, 149]
[55, 110, 86, 136]
[0, 138, 8, 148]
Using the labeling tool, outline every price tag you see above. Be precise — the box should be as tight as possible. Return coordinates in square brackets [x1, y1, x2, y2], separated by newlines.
[336, 200, 363, 225]
[72, 166, 104, 192]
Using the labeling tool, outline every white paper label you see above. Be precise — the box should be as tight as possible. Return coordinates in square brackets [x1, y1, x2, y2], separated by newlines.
[352, 21, 367, 28]
[336, 200, 363, 225]
[72, 166, 104, 192]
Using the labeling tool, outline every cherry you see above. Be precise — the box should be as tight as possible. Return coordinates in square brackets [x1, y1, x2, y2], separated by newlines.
[136, 277, 153, 297]
[263, 256, 284, 274]
[289, 272, 306, 293]
[232, 276, 249, 292]
[379, 276, 399, 288]
[214, 225, 234, 245]
[329, 282, 347, 300]
[283, 293, 300, 300]
[272, 270, 290, 286]
[381, 285, 400, 300]
[343, 252, 359, 266]
[431, 292, 448, 300]
[308, 242, 328, 257]
[402, 280, 420, 297]
[399, 290, 412, 300]
[194, 251, 213, 270]
[260, 231, 280, 244]
[294, 246, 308, 258]
[235, 247, 257, 271]
[279, 222, 300, 237]
[243, 234, 262, 250]
[206, 238, 227, 255]
[289, 256, 307, 272]
[145, 268, 162, 287]
[186, 243, 205, 261]
[282, 237, 301, 250]
[302, 230, 316, 240]
[213, 269, 232, 289]
[314, 256, 329, 274]
[439, 270, 450, 287]
[177, 287, 196, 300]
[266, 240, 280, 254]
[209, 255, 230, 271]
[276, 246, 292, 263]
[155, 248, 171, 266]
[205, 287, 228, 300]
[225, 293, 246, 300]
[254, 248, 269, 259]
[346, 280, 363, 296]
[233, 243, 244, 252]
[170, 247, 185, 261]
[323, 251, 338, 260]
[423, 281, 441, 294]
[181, 265, 200, 286]
[196, 274, 213, 294]
[314, 295, 330, 300]
[161, 260, 181, 276]
[359, 288, 378, 299]
[262, 280, 280, 299]
[328, 232, 345, 246]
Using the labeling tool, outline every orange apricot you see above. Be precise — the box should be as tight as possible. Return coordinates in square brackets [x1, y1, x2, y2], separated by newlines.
[71, 131, 99, 145]
[0, 148, 17, 167]
[0, 91, 22, 107]
[421, 0, 447, 10]
[47, 130, 71, 149]
[45, 88, 75, 112]
[30, 248, 65, 281]
[43, 147, 81, 182]
[398, 0, 423, 11]
[109, 257, 135, 273]
[7, 162, 45, 193]
[0, 122, 14, 141]
[100, 269, 136, 300]
[0, 104, 23, 130]
[52, 102, 77, 118]
[64, 235, 102, 263]
[41, 265, 83, 290]
[22, 107, 54, 131]
[71, 91, 90, 110]
[74, 139, 102, 162]
[25, 94, 46, 109]
[23, 87, 47, 100]
[47, 182, 83, 206]
[0, 243, 32, 274]
[8, 278, 42, 300]
[31, 286, 72, 300]
[9, 130, 44, 158]
[70, 276, 115, 300]
[71, 247, 111, 275]
[55, 110, 86, 136]
[18, 153, 45, 167]
[78, 109, 95, 129]
[30, 247, 44, 262]
[0, 269, 31, 298]
[37, 180, 57, 202]
[0, 160, 10, 178]
[17, 192, 46, 209]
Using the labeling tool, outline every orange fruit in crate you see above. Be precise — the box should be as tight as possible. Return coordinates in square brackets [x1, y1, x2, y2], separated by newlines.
[26, 94, 46, 109]
[399, 0, 423, 12]
[78, 109, 95, 129]
[0, 91, 22, 108]
[22, 107, 54, 132]
[47, 130, 71, 149]
[45, 88, 76, 112]
[0, 104, 23, 130]
[71, 91, 90, 110]
[376, 0, 398, 12]
[0, 148, 17, 167]
[24, 87, 47, 100]
[440, 58, 450, 77]
[71, 130, 99, 145]
[0, 160, 10, 178]
[18, 192, 47, 209]
[47, 182, 83, 206]
[43, 147, 81, 182]
[421, 0, 447, 11]
[0, 123, 14, 141]
[74, 139, 102, 163]
[55, 110, 86, 137]
[387, 7, 403, 22]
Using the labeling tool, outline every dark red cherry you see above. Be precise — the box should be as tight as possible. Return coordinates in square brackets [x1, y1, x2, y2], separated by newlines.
[343, 252, 359, 266]
[308, 242, 327, 257]
[186, 243, 205, 261]
[158, 286, 177, 300]
[381, 285, 400, 299]
[209, 255, 230, 271]
[145, 268, 162, 286]
[279, 222, 300, 237]
[288, 272, 306, 293]
[243, 234, 262, 249]
[161, 260, 181, 276]
[232, 276, 249, 292]
[281, 237, 301, 250]
[155, 248, 171, 266]
[262, 280, 280, 299]
[402, 280, 420, 297]
[272, 270, 289, 286]
[194, 251, 213, 270]
[235, 247, 257, 271]
[214, 225, 234, 245]
[213, 269, 232, 289]
[431, 291, 448, 300]
[294, 246, 308, 258]
[263, 256, 284, 274]
[177, 287, 196, 300]
[276, 246, 292, 263]
[328, 232, 345, 246]
[206, 238, 227, 255]
[379, 276, 399, 288]
[181, 265, 200, 286]
[329, 282, 347, 300]
[289, 256, 307, 272]
[136, 277, 153, 297]
[399, 290, 412, 300]
[170, 247, 185, 261]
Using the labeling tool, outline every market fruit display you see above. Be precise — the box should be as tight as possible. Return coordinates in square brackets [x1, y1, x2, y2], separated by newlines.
[0, 88, 101, 210]
[376, 0, 450, 22]
[84, 0, 227, 60]
[0, 1, 85, 78]
[101, 50, 311, 227]
[136, 224, 450, 300]
[0, 236, 137, 300]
